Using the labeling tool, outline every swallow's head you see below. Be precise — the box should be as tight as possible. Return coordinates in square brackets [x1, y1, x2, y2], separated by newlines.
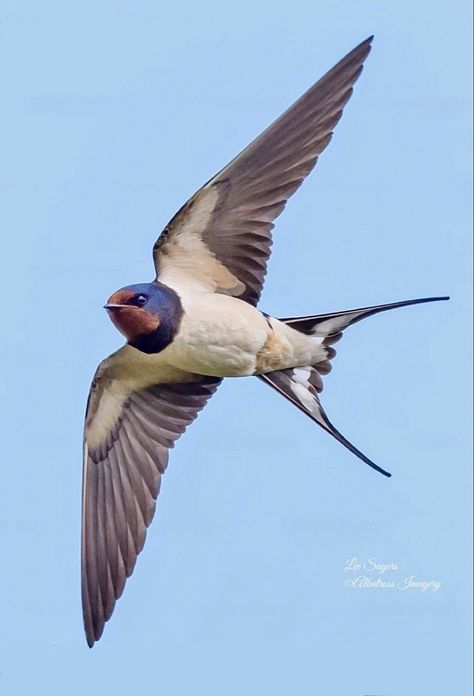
[104, 281, 183, 354]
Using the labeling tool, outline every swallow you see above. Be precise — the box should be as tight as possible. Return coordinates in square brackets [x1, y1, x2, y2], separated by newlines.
[82, 36, 448, 647]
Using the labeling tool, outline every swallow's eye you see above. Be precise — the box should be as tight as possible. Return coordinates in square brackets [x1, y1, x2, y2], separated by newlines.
[133, 294, 147, 307]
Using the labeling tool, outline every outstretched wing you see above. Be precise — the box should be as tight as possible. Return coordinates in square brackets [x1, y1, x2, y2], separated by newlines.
[82, 347, 221, 647]
[153, 37, 373, 305]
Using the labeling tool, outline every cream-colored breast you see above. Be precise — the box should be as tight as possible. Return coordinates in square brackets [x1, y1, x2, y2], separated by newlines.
[160, 291, 270, 377]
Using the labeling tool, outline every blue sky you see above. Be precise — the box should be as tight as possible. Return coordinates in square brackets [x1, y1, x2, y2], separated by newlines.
[1, 1, 472, 694]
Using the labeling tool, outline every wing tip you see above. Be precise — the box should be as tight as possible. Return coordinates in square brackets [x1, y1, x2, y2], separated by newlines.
[85, 620, 105, 648]
[353, 34, 374, 56]
[83, 610, 103, 648]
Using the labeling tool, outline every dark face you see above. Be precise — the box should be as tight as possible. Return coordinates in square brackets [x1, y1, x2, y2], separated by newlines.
[104, 281, 183, 354]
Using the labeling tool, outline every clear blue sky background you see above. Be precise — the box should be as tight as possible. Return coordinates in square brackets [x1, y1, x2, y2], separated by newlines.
[1, 1, 472, 694]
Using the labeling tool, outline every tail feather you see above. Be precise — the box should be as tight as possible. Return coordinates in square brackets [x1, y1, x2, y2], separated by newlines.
[280, 296, 449, 336]
[260, 296, 449, 476]
[258, 368, 391, 477]
[280, 296, 449, 389]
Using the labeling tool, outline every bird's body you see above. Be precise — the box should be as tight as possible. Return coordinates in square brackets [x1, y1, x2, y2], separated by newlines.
[157, 290, 324, 377]
[161, 290, 273, 376]
[81, 36, 448, 647]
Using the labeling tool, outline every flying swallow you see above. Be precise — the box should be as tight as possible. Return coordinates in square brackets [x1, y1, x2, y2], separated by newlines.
[82, 36, 448, 646]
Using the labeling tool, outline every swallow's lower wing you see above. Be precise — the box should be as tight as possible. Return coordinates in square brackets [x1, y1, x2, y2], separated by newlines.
[153, 37, 372, 306]
[82, 347, 221, 647]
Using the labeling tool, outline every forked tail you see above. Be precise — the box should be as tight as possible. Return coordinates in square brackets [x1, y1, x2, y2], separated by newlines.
[258, 296, 449, 477]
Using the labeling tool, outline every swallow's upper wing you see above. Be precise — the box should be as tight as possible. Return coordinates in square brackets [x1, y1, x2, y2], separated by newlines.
[153, 37, 372, 305]
[82, 346, 221, 647]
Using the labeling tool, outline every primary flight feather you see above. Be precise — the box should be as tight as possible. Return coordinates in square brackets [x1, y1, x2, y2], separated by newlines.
[82, 36, 448, 646]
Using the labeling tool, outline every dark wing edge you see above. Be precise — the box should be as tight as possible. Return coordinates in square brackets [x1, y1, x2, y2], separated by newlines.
[82, 370, 221, 647]
[153, 37, 373, 305]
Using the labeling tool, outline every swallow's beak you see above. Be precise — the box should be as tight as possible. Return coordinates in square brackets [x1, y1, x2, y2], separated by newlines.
[104, 303, 129, 311]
